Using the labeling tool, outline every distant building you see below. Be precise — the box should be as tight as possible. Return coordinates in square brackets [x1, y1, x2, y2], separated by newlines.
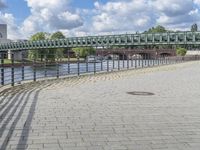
[0, 24, 11, 58]
[0, 24, 11, 44]
[0, 24, 7, 39]
[0, 24, 24, 60]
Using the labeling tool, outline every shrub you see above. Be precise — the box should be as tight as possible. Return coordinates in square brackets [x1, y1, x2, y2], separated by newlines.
[176, 47, 187, 56]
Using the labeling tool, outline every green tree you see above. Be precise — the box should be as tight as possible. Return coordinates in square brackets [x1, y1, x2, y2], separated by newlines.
[191, 23, 198, 32]
[176, 47, 187, 56]
[143, 25, 171, 50]
[50, 31, 66, 61]
[72, 47, 96, 58]
[144, 25, 167, 33]
[28, 32, 49, 61]
[51, 31, 65, 39]
[28, 31, 66, 62]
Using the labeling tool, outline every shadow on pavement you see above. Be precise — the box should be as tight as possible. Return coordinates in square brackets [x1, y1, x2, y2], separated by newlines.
[0, 83, 51, 150]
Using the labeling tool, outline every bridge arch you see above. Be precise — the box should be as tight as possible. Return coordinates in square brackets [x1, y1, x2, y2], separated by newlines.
[132, 53, 152, 59]
[159, 53, 172, 57]
[131, 54, 143, 59]
[96, 48, 176, 59]
[99, 52, 128, 60]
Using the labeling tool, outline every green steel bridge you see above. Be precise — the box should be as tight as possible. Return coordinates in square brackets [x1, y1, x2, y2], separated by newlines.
[1, 31, 200, 51]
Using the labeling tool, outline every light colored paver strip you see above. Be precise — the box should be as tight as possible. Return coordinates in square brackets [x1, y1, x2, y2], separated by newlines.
[1, 61, 200, 150]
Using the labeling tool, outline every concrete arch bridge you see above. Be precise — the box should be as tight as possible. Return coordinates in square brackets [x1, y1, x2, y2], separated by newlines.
[96, 48, 176, 59]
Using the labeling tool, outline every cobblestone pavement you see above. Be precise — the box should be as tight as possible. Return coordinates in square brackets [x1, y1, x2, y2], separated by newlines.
[1, 61, 200, 150]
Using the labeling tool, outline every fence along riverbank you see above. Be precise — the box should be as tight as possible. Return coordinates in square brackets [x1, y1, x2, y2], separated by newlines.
[0, 51, 200, 87]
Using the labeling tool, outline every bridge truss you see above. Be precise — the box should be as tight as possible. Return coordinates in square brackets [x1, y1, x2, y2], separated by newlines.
[0, 31, 200, 51]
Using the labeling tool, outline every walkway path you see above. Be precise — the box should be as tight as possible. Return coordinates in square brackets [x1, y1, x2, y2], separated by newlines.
[1, 61, 200, 150]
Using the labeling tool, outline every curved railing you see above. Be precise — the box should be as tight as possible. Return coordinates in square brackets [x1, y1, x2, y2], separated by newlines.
[0, 51, 200, 87]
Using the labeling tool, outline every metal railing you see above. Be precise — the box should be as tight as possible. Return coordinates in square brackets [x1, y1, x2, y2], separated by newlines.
[0, 51, 200, 87]
[1, 31, 200, 51]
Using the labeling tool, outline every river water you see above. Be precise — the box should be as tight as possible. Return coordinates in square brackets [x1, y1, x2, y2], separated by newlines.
[1, 59, 167, 85]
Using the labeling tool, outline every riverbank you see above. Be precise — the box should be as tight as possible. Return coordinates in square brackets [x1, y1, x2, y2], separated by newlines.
[0, 60, 198, 93]
[1, 61, 200, 150]
[0, 59, 85, 67]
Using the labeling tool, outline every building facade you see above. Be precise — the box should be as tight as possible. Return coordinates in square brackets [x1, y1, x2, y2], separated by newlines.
[0, 24, 11, 44]
[0, 24, 24, 60]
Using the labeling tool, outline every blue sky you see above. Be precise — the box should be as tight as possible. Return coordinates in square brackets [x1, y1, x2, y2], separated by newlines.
[4, 0, 97, 24]
[3, 0, 109, 25]
[5, 0, 30, 24]
[0, 0, 200, 39]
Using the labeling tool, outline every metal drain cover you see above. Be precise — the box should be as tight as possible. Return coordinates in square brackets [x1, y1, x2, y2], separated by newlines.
[127, 91, 155, 96]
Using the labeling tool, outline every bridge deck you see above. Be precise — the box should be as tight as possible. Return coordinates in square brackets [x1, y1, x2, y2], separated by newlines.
[1, 61, 200, 150]
[1, 31, 200, 51]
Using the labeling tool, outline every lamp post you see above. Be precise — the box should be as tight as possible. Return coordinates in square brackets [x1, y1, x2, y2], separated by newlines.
[76, 52, 80, 76]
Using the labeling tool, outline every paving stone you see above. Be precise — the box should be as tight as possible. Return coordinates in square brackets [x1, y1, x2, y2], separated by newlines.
[1, 62, 200, 150]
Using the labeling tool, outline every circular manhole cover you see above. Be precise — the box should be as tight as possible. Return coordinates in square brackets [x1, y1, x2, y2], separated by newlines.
[127, 91, 155, 96]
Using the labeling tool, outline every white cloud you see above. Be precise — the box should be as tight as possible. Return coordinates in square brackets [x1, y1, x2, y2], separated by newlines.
[92, 0, 154, 33]
[194, 0, 200, 6]
[0, 0, 6, 9]
[189, 9, 199, 15]
[56, 12, 83, 29]
[151, 0, 200, 29]
[1, 0, 200, 39]
[26, 0, 70, 12]
[90, 0, 200, 33]
[151, 0, 193, 17]
[20, 0, 83, 37]
[0, 12, 21, 39]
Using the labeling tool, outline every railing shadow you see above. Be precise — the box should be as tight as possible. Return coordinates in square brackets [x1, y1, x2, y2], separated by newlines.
[16, 89, 40, 150]
[0, 91, 30, 136]
[0, 83, 50, 150]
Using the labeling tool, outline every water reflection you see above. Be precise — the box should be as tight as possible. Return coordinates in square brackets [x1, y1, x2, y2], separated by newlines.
[1, 59, 161, 85]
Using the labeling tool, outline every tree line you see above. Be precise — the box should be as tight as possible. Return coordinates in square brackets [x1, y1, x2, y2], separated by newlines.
[28, 32, 95, 62]
[143, 24, 198, 56]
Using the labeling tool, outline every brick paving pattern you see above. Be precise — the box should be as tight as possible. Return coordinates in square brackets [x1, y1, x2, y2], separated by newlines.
[1, 61, 200, 150]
